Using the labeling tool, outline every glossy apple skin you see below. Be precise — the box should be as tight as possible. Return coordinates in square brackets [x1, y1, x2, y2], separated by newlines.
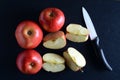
[39, 8, 65, 32]
[16, 50, 42, 74]
[15, 20, 43, 49]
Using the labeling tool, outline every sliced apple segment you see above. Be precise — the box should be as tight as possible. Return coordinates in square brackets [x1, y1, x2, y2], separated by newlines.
[66, 33, 88, 42]
[43, 63, 65, 73]
[63, 47, 86, 71]
[43, 53, 65, 73]
[66, 24, 89, 42]
[43, 31, 66, 49]
[43, 53, 65, 64]
[66, 24, 89, 35]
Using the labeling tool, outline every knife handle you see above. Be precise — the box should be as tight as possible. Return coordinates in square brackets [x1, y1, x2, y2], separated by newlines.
[92, 37, 112, 71]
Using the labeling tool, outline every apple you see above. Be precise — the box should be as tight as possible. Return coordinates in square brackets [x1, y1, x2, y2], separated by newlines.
[63, 47, 86, 71]
[15, 20, 43, 49]
[42, 53, 65, 73]
[39, 7, 65, 32]
[43, 31, 66, 49]
[66, 24, 89, 42]
[16, 49, 42, 74]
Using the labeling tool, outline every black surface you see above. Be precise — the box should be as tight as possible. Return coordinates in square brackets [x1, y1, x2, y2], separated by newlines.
[0, 0, 120, 80]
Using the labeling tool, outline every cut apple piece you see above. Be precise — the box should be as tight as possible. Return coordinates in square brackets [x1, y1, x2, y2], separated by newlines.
[63, 47, 86, 71]
[43, 53, 65, 64]
[66, 33, 88, 42]
[43, 31, 66, 49]
[66, 24, 89, 42]
[66, 24, 89, 35]
[63, 51, 80, 71]
[43, 53, 65, 73]
[43, 63, 65, 73]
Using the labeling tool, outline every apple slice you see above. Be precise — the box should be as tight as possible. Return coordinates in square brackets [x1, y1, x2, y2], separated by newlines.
[66, 24, 89, 42]
[43, 53, 65, 73]
[43, 63, 65, 73]
[63, 47, 86, 71]
[43, 31, 66, 49]
[66, 33, 88, 42]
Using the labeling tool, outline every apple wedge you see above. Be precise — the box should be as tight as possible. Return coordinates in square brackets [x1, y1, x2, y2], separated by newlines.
[63, 47, 86, 71]
[43, 53, 65, 73]
[43, 31, 66, 49]
[66, 24, 89, 42]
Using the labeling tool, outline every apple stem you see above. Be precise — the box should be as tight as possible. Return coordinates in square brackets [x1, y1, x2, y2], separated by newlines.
[49, 12, 55, 17]
[80, 69, 84, 73]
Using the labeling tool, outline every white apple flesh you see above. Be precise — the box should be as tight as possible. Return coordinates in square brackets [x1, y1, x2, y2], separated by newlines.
[66, 33, 88, 42]
[63, 47, 86, 71]
[43, 53, 65, 73]
[43, 31, 66, 49]
[43, 63, 65, 73]
[66, 24, 89, 42]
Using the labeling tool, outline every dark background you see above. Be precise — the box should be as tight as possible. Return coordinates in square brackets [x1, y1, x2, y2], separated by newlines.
[0, 0, 120, 80]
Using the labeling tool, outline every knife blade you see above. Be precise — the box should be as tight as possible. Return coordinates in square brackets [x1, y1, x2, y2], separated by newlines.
[82, 7, 112, 71]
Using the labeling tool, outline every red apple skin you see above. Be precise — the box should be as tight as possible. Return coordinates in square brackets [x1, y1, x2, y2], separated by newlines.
[15, 20, 43, 49]
[16, 50, 42, 75]
[39, 7, 65, 32]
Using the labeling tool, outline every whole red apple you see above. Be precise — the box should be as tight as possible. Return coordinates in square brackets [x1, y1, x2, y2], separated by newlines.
[16, 50, 42, 74]
[39, 7, 65, 32]
[15, 20, 43, 49]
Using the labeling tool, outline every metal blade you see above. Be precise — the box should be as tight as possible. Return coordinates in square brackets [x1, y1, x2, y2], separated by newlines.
[82, 7, 97, 40]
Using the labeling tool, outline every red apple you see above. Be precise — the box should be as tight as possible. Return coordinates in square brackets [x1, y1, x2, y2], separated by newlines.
[16, 50, 42, 74]
[15, 20, 43, 49]
[39, 7, 65, 32]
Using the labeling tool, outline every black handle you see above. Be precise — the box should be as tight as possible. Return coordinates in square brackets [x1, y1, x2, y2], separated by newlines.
[92, 37, 112, 71]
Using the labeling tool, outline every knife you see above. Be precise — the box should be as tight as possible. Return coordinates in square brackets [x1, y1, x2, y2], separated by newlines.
[82, 7, 112, 71]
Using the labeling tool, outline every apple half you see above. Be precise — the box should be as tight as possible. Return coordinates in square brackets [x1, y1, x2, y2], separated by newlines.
[63, 47, 86, 71]
[66, 24, 89, 42]
[43, 31, 66, 49]
[43, 53, 65, 73]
